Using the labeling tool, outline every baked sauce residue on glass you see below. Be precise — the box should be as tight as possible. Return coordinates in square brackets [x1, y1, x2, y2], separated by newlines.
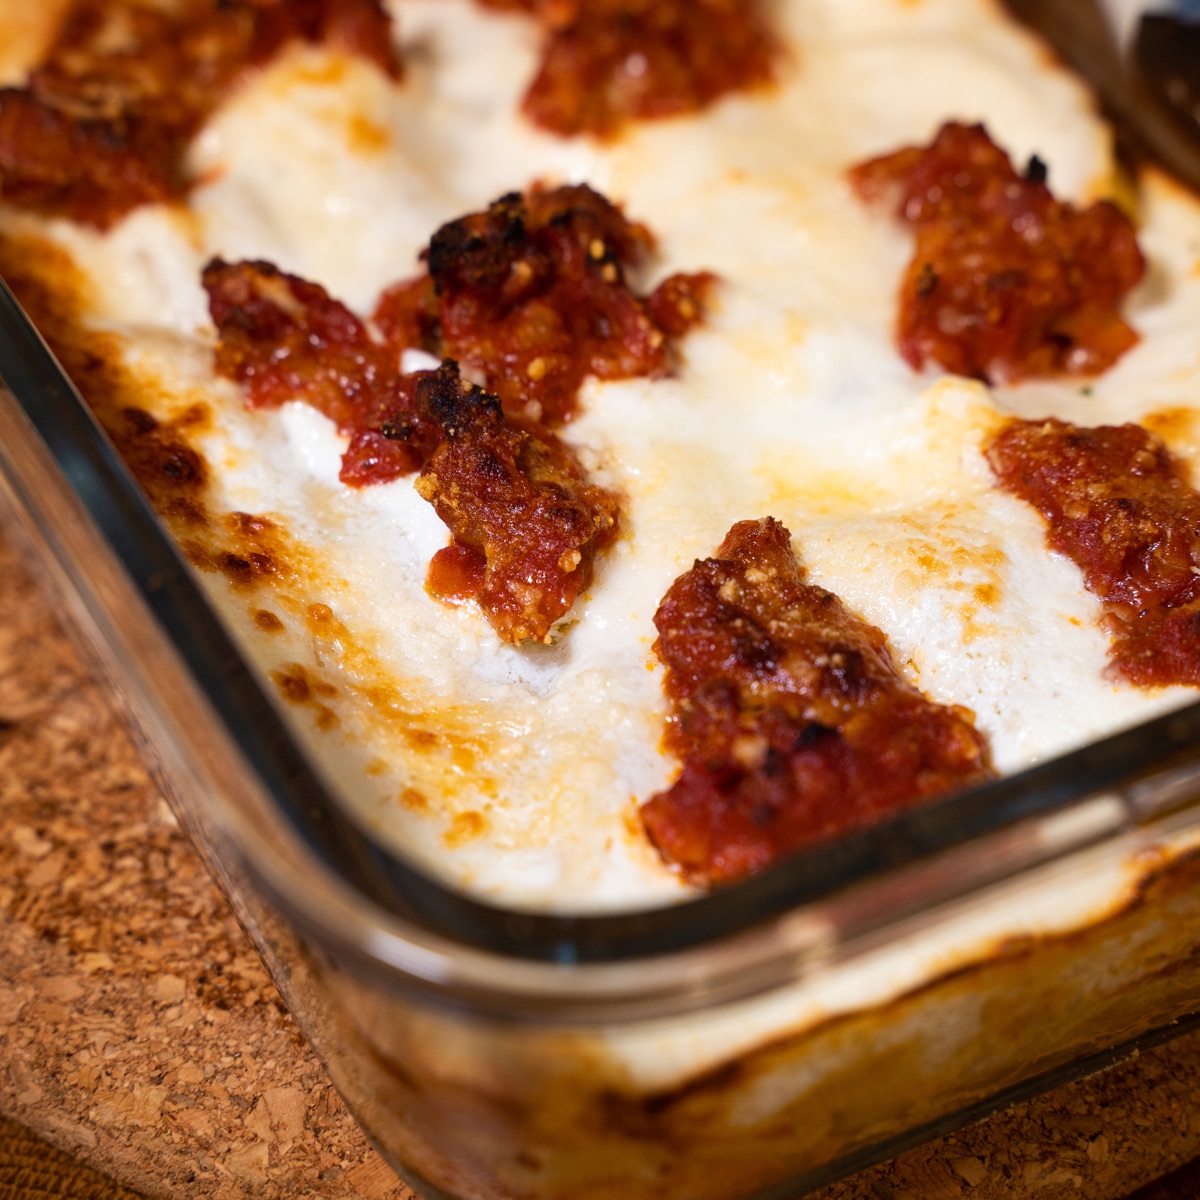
[0, 0, 397, 228]
[988, 417, 1200, 687]
[851, 122, 1145, 384]
[204, 184, 709, 643]
[641, 517, 993, 885]
[476, 0, 778, 138]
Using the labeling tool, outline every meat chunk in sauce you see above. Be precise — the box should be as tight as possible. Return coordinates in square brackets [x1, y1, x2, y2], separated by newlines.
[988, 417, 1200, 687]
[642, 518, 993, 885]
[374, 185, 713, 426]
[0, 0, 397, 228]
[851, 122, 1144, 384]
[476, 0, 777, 138]
[205, 262, 620, 644]
[415, 361, 620, 645]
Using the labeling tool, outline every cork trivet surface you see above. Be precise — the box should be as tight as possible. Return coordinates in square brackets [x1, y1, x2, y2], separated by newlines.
[0, 526, 414, 1200]
[1, 516, 1200, 1200]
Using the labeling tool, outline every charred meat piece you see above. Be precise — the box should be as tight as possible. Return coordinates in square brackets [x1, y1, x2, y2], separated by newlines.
[415, 361, 620, 644]
[374, 184, 713, 426]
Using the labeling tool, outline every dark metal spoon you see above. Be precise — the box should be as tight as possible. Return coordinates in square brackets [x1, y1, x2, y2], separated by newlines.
[1004, 0, 1200, 194]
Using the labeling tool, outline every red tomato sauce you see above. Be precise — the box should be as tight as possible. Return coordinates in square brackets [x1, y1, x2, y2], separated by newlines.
[851, 122, 1144, 384]
[477, 0, 778, 138]
[988, 417, 1200, 687]
[0, 0, 397, 229]
[642, 518, 994, 885]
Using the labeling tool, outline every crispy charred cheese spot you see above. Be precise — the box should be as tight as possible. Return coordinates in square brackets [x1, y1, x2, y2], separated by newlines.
[475, 0, 778, 138]
[851, 122, 1145, 384]
[642, 518, 993, 885]
[414, 361, 620, 645]
[988, 418, 1200, 687]
[0, 0, 397, 228]
[374, 184, 714, 425]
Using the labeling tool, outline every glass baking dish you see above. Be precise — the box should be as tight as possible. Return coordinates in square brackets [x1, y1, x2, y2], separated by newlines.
[4, 267, 1200, 1200]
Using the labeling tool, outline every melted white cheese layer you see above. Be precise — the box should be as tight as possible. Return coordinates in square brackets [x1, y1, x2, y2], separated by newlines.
[25, 0, 1200, 913]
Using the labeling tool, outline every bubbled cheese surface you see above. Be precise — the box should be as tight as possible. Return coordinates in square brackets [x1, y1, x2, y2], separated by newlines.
[14, 0, 1200, 911]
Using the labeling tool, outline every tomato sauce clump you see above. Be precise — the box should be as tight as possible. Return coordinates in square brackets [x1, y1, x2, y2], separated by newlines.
[851, 122, 1144, 384]
[477, 0, 778, 138]
[203, 258, 438, 485]
[204, 268, 626, 643]
[414, 361, 620, 644]
[374, 185, 714, 425]
[0, 0, 397, 229]
[988, 417, 1200, 687]
[642, 518, 993, 885]
[205, 184, 712, 642]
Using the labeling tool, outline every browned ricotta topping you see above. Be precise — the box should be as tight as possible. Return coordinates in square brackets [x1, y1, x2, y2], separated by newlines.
[475, 0, 778, 138]
[641, 517, 994, 885]
[988, 417, 1200, 687]
[850, 122, 1145, 384]
[0, 0, 397, 229]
